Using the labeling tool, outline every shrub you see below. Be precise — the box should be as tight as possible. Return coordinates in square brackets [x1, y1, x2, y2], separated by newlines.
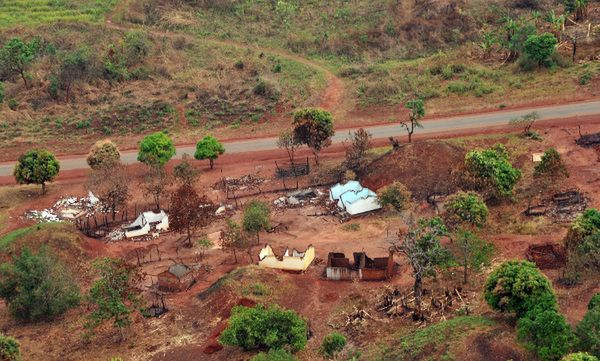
[562, 353, 600, 361]
[565, 209, 600, 275]
[534, 148, 569, 180]
[517, 306, 575, 361]
[522, 33, 558, 68]
[445, 191, 488, 228]
[0, 334, 21, 361]
[465, 144, 521, 198]
[123, 30, 150, 66]
[7, 99, 17, 110]
[576, 293, 600, 357]
[377, 181, 411, 212]
[251, 349, 297, 361]
[484, 260, 556, 317]
[0, 82, 4, 103]
[219, 304, 308, 352]
[48, 76, 59, 100]
[87, 140, 121, 170]
[0, 247, 80, 322]
[320, 332, 347, 358]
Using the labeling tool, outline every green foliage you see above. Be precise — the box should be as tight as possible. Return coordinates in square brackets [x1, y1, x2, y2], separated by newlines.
[562, 353, 599, 361]
[509, 111, 540, 138]
[292, 108, 334, 160]
[194, 135, 225, 169]
[0, 247, 80, 322]
[48, 76, 59, 100]
[377, 181, 411, 212]
[87, 140, 120, 170]
[137, 131, 176, 166]
[523, 33, 558, 68]
[242, 200, 271, 242]
[0, 334, 21, 361]
[86, 258, 143, 340]
[564, 0, 589, 20]
[534, 148, 569, 180]
[405, 98, 425, 122]
[219, 304, 308, 352]
[251, 349, 297, 361]
[58, 47, 93, 100]
[445, 191, 488, 228]
[517, 305, 575, 361]
[320, 332, 347, 358]
[7, 98, 17, 110]
[576, 293, 600, 357]
[484, 260, 556, 317]
[0, 82, 4, 103]
[566, 209, 600, 275]
[123, 30, 150, 66]
[465, 144, 521, 198]
[0, 37, 39, 87]
[13, 149, 60, 194]
[454, 229, 494, 283]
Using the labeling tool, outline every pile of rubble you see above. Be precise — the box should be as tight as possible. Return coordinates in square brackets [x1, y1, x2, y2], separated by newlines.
[25, 192, 101, 223]
[214, 175, 265, 191]
[273, 188, 326, 208]
[526, 190, 589, 221]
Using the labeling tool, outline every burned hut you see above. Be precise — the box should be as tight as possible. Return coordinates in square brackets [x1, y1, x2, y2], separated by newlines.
[326, 252, 394, 281]
[157, 263, 195, 292]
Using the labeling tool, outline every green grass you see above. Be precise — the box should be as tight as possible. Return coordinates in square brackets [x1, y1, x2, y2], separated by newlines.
[374, 316, 495, 361]
[0, 225, 37, 252]
[0, 0, 117, 28]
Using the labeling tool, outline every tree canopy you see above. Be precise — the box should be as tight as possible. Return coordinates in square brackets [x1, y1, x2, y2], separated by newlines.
[137, 132, 176, 166]
[13, 149, 60, 194]
[523, 33, 558, 67]
[445, 191, 488, 228]
[0, 37, 39, 88]
[220, 304, 308, 352]
[534, 148, 569, 182]
[576, 293, 600, 357]
[194, 135, 225, 169]
[87, 140, 121, 170]
[0, 247, 80, 322]
[242, 200, 271, 243]
[292, 108, 334, 164]
[0, 334, 21, 361]
[465, 144, 521, 198]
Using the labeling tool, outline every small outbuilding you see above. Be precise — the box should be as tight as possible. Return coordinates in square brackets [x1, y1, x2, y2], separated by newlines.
[157, 263, 195, 292]
[330, 181, 381, 216]
[258, 244, 315, 272]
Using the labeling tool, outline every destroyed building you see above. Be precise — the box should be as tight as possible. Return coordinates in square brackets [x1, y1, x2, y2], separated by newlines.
[123, 210, 169, 238]
[258, 244, 315, 272]
[330, 181, 381, 216]
[158, 263, 195, 292]
[326, 252, 394, 281]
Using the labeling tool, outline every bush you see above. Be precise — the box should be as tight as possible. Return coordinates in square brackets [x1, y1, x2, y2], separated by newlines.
[517, 306, 575, 361]
[534, 148, 569, 180]
[320, 332, 347, 358]
[465, 144, 521, 198]
[445, 191, 488, 228]
[0, 247, 80, 322]
[484, 260, 556, 317]
[378, 181, 411, 212]
[565, 209, 600, 275]
[123, 30, 150, 66]
[562, 353, 600, 361]
[219, 304, 308, 352]
[522, 33, 558, 68]
[576, 293, 600, 357]
[0, 82, 4, 103]
[0, 334, 20, 361]
[251, 349, 297, 361]
[7, 99, 17, 110]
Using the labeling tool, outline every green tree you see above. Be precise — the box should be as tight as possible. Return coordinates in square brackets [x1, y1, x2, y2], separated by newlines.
[251, 349, 297, 361]
[453, 229, 494, 284]
[320, 332, 347, 358]
[242, 200, 271, 244]
[484, 260, 556, 317]
[562, 353, 599, 361]
[565, 0, 588, 21]
[445, 191, 488, 229]
[219, 304, 308, 352]
[576, 293, 600, 357]
[0, 247, 80, 322]
[0, 334, 21, 361]
[137, 132, 176, 167]
[565, 209, 600, 278]
[194, 135, 225, 169]
[534, 148, 569, 182]
[173, 154, 199, 185]
[13, 149, 60, 194]
[377, 181, 411, 212]
[292, 108, 334, 165]
[58, 47, 93, 102]
[390, 217, 451, 312]
[86, 140, 120, 170]
[401, 98, 425, 143]
[517, 305, 575, 361]
[0, 37, 38, 88]
[86, 258, 143, 341]
[509, 111, 540, 138]
[523, 33, 558, 68]
[465, 144, 522, 198]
